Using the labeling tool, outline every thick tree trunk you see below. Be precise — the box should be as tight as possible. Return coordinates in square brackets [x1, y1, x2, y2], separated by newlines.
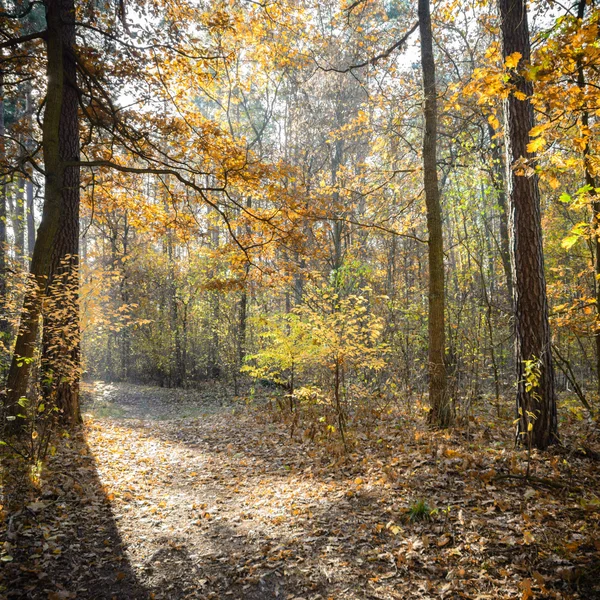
[5, 0, 81, 429]
[498, 0, 557, 449]
[0, 68, 8, 339]
[418, 0, 450, 427]
[41, 0, 81, 425]
[576, 0, 600, 401]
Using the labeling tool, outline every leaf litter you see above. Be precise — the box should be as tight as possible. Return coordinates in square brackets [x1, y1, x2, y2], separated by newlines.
[1, 381, 599, 599]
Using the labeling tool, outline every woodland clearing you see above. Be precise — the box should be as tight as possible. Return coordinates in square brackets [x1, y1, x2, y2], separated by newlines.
[1, 382, 599, 600]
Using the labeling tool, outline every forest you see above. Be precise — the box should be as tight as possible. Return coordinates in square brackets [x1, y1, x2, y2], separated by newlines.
[1, 0, 600, 598]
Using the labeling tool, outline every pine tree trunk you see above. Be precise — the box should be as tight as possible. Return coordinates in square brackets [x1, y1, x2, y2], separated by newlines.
[41, 0, 81, 425]
[576, 0, 600, 402]
[0, 67, 8, 339]
[5, 0, 81, 429]
[418, 0, 450, 427]
[498, 0, 557, 449]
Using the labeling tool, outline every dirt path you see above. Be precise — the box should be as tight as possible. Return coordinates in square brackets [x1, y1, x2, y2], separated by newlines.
[2, 382, 599, 599]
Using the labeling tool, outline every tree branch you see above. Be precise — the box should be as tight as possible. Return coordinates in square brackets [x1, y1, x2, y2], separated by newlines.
[319, 22, 418, 73]
[0, 31, 45, 50]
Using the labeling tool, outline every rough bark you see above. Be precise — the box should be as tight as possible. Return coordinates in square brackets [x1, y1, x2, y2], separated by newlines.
[41, 0, 81, 425]
[575, 0, 600, 400]
[498, 0, 557, 449]
[418, 0, 450, 427]
[0, 67, 8, 339]
[5, 0, 81, 429]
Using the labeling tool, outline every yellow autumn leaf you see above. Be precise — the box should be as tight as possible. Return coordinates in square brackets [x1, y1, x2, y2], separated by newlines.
[505, 52, 522, 69]
[488, 114, 500, 130]
[548, 176, 560, 190]
[530, 124, 547, 137]
[527, 137, 546, 153]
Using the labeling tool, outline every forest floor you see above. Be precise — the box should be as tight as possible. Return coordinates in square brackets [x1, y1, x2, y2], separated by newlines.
[1, 382, 600, 600]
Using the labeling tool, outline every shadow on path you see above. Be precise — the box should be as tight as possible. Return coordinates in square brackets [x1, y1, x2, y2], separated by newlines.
[0, 429, 149, 599]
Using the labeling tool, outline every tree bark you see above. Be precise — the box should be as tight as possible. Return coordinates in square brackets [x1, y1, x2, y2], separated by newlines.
[0, 67, 9, 339]
[26, 86, 36, 262]
[418, 0, 450, 427]
[488, 124, 514, 304]
[498, 0, 557, 449]
[41, 0, 81, 425]
[15, 175, 26, 267]
[575, 0, 600, 401]
[5, 0, 81, 429]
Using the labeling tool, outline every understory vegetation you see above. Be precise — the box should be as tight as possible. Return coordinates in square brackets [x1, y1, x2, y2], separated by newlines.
[1, 0, 600, 598]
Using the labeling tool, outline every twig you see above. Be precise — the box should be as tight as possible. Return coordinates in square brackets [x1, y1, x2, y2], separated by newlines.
[494, 473, 583, 493]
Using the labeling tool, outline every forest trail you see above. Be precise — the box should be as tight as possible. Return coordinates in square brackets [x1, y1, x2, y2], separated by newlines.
[2, 383, 599, 600]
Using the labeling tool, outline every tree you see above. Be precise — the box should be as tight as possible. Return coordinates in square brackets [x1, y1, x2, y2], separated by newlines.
[497, 0, 557, 449]
[0, 65, 8, 341]
[418, 0, 451, 427]
[4, 0, 82, 429]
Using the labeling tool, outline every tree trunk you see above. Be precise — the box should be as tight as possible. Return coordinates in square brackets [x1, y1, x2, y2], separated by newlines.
[0, 67, 9, 339]
[26, 179, 35, 260]
[576, 0, 600, 402]
[26, 88, 36, 262]
[498, 0, 557, 449]
[41, 0, 81, 425]
[237, 197, 252, 372]
[488, 124, 514, 304]
[15, 175, 26, 267]
[418, 0, 450, 427]
[5, 0, 81, 430]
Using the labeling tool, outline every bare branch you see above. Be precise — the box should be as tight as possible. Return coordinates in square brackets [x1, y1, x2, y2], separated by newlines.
[319, 22, 418, 73]
[0, 31, 45, 50]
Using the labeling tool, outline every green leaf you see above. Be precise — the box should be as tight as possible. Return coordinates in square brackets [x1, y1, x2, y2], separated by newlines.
[559, 192, 571, 203]
[576, 184, 593, 196]
[562, 222, 588, 250]
[562, 235, 579, 250]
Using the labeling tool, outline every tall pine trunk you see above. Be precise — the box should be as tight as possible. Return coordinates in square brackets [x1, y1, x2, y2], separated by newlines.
[576, 0, 600, 402]
[418, 0, 450, 427]
[0, 67, 8, 340]
[498, 0, 557, 449]
[5, 0, 81, 430]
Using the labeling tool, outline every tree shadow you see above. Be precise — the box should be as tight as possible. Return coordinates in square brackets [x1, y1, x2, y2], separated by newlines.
[0, 429, 149, 599]
[48, 382, 599, 599]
